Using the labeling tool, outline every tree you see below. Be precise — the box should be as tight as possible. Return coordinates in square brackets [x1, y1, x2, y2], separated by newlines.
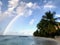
[55, 23, 60, 36]
[33, 11, 60, 38]
[33, 30, 40, 36]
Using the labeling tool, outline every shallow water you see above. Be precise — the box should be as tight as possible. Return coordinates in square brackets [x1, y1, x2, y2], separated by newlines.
[0, 35, 59, 45]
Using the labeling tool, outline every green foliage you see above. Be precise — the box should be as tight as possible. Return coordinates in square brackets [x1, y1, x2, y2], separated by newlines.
[33, 11, 60, 38]
[33, 30, 40, 36]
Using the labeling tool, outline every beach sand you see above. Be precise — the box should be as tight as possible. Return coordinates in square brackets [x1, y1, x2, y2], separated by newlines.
[55, 36, 60, 41]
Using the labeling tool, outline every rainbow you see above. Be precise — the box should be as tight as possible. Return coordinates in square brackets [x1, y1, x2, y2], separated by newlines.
[3, 14, 22, 35]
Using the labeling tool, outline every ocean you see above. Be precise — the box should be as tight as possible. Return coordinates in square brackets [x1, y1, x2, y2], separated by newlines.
[0, 35, 59, 45]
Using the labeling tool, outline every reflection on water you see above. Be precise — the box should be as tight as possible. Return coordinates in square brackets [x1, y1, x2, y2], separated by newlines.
[0, 36, 59, 45]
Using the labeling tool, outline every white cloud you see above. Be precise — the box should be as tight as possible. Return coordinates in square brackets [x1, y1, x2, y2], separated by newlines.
[4, 0, 19, 16]
[26, 2, 33, 8]
[15, 2, 40, 17]
[29, 19, 35, 25]
[44, 1, 56, 9]
[55, 14, 60, 22]
[55, 14, 60, 17]
[8, 0, 19, 8]
[0, 1, 2, 14]
[0, 1, 2, 6]
[0, 0, 19, 21]
[1, 1, 40, 18]
[0, 1, 40, 23]
[44, 4, 55, 9]
[15, 3, 26, 16]
[26, 2, 40, 9]
[16, 2, 40, 17]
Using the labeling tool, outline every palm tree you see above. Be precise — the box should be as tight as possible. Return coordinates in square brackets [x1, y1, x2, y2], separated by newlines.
[33, 11, 60, 38]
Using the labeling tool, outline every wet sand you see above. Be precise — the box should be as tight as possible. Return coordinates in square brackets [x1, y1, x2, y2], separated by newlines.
[33, 37, 59, 45]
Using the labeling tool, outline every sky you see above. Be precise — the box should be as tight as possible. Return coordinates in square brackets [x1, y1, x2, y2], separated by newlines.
[0, 0, 60, 36]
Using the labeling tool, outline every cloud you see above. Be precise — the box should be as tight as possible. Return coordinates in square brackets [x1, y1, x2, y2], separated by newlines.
[15, 2, 26, 16]
[15, 2, 40, 17]
[44, 4, 55, 9]
[0, 0, 19, 21]
[1, 1, 40, 18]
[44, 1, 56, 9]
[0, 1, 2, 6]
[55, 14, 60, 17]
[29, 19, 35, 25]
[26, 2, 33, 8]
[2, 1, 40, 17]
[0, 0, 40, 20]
[55, 14, 60, 22]
[4, 0, 19, 16]
[0, 1, 2, 14]
[8, 0, 19, 8]
[26, 2, 40, 9]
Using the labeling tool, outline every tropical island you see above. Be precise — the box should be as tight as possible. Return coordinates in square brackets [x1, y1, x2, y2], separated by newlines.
[33, 11, 60, 38]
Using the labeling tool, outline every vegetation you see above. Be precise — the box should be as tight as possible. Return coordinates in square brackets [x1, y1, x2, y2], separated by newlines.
[33, 11, 60, 38]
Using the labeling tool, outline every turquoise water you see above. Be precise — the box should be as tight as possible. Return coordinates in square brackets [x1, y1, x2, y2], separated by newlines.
[0, 36, 59, 45]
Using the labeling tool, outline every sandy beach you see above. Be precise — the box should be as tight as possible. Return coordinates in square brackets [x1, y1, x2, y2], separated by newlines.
[55, 36, 60, 41]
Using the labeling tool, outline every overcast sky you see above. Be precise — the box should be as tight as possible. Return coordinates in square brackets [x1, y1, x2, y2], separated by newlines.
[0, 0, 60, 36]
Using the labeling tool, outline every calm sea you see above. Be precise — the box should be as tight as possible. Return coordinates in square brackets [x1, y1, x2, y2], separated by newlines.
[0, 35, 59, 45]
